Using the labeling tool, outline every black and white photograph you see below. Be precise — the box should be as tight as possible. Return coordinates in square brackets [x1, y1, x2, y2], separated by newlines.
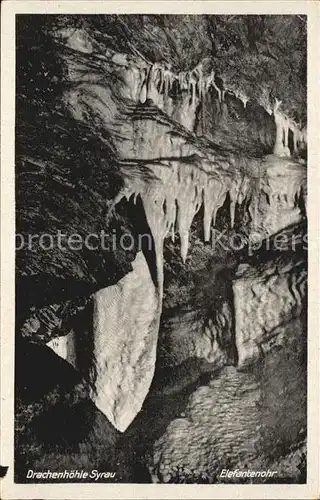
[1, 2, 319, 499]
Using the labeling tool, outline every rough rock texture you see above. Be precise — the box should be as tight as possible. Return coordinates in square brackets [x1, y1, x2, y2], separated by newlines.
[150, 366, 261, 482]
[159, 303, 232, 368]
[149, 314, 306, 483]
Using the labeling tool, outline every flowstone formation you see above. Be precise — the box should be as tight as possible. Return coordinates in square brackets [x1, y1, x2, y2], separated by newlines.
[16, 15, 307, 482]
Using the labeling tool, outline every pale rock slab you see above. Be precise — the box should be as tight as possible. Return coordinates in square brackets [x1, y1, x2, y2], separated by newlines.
[46, 330, 77, 369]
[89, 251, 159, 432]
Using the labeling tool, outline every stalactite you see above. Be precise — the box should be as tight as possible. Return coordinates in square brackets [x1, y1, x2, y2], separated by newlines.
[302, 188, 308, 217]
[228, 175, 245, 229]
[119, 162, 249, 269]
[134, 59, 248, 126]
[139, 66, 148, 103]
[159, 67, 165, 94]
[273, 100, 290, 157]
[292, 127, 298, 154]
[208, 71, 222, 102]
[283, 116, 289, 150]
[240, 95, 249, 108]
[146, 64, 155, 102]
[203, 179, 227, 241]
[201, 91, 206, 135]
[234, 90, 249, 108]
[165, 70, 174, 97]
[272, 98, 305, 157]
[195, 65, 204, 101]
[100, 51, 307, 153]
[229, 199, 236, 229]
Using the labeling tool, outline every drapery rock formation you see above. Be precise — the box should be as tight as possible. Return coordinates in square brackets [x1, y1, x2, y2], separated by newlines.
[234, 253, 307, 368]
[89, 251, 158, 432]
[16, 15, 307, 482]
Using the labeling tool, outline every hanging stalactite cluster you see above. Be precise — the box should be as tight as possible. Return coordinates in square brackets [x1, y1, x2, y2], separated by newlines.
[59, 25, 307, 152]
[273, 98, 307, 157]
[116, 157, 306, 305]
